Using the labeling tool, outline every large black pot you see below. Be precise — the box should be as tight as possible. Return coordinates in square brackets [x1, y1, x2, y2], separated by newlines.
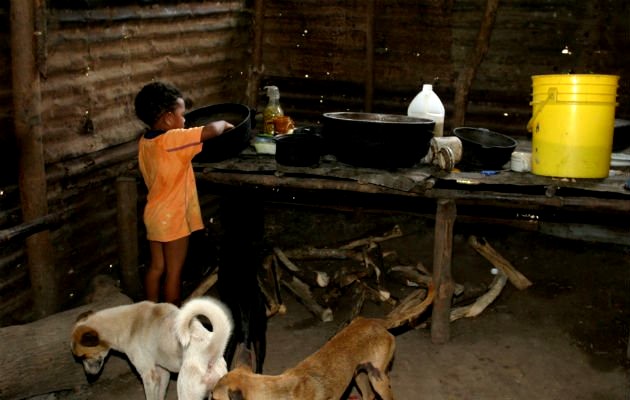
[453, 127, 518, 170]
[185, 103, 253, 163]
[321, 112, 435, 168]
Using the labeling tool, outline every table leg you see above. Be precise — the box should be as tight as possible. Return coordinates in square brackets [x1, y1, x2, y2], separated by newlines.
[431, 198, 457, 344]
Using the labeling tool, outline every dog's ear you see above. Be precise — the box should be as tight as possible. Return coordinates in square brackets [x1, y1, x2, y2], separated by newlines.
[78, 327, 100, 347]
[228, 388, 245, 400]
[232, 342, 255, 372]
[75, 310, 94, 322]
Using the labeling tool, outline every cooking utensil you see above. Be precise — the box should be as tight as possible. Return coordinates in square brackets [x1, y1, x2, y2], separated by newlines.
[274, 127, 323, 167]
[185, 103, 253, 162]
[321, 112, 435, 168]
[453, 127, 518, 170]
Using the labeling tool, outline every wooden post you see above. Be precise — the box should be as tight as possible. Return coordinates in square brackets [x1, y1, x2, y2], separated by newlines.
[116, 177, 143, 299]
[431, 199, 457, 344]
[364, 0, 375, 112]
[452, 0, 500, 126]
[247, 0, 265, 108]
[11, 0, 58, 318]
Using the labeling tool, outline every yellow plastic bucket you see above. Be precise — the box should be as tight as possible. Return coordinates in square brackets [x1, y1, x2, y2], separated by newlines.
[527, 74, 619, 178]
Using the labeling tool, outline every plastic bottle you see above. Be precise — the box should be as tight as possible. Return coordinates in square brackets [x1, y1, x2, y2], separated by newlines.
[407, 84, 445, 137]
[263, 86, 284, 135]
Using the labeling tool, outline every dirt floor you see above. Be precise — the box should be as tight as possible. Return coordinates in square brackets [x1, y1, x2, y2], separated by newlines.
[34, 208, 630, 400]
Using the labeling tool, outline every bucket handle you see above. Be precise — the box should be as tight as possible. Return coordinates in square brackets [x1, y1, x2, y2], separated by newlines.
[526, 87, 556, 133]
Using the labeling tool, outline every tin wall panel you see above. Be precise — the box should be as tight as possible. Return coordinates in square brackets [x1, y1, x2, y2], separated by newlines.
[259, 0, 629, 135]
[0, 1, 253, 324]
[259, 0, 454, 120]
[42, 2, 250, 164]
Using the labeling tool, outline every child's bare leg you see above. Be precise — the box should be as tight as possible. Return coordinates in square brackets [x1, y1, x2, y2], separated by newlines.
[145, 240, 165, 302]
[163, 236, 189, 306]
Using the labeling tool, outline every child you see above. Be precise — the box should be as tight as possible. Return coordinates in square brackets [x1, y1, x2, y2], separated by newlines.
[134, 81, 234, 305]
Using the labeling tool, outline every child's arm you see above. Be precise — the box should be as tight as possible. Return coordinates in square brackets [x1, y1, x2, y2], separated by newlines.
[201, 120, 235, 141]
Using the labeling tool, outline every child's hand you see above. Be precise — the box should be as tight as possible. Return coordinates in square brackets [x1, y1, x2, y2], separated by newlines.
[220, 121, 235, 133]
[201, 120, 235, 141]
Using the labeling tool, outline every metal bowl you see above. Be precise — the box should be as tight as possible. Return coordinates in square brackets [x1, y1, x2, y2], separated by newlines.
[453, 127, 518, 170]
[321, 112, 435, 168]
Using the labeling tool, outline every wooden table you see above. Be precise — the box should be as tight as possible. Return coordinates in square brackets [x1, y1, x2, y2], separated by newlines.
[195, 153, 630, 344]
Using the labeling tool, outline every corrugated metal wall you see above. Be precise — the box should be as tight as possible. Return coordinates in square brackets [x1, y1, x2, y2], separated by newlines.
[258, 0, 454, 122]
[0, 0, 628, 324]
[259, 0, 630, 135]
[0, 1, 252, 324]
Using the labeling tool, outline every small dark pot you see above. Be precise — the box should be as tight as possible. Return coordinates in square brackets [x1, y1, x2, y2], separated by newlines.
[185, 103, 253, 163]
[321, 112, 435, 169]
[453, 127, 518, 170]
[274, 129, 323, 167]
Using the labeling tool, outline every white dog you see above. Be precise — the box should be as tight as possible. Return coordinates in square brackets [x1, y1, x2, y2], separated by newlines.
[175, 297, 233, 400]
[71, 296, 232, 400]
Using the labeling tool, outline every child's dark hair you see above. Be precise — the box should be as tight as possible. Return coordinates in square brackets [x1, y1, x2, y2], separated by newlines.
[134, 81, 183, 127]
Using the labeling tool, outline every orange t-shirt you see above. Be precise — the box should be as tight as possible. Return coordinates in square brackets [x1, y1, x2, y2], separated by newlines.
[138, 127, 204, 242]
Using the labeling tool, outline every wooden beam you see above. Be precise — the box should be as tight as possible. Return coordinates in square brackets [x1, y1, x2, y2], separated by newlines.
[453, 0, 500, 126]
[0, 212, 62, 244]
[431, 199, 457, 344]
[11, 0, 58, 318]
[364, 0, 375, 112]
[247, 0, 265, 108]
[116, 177, 143, 299]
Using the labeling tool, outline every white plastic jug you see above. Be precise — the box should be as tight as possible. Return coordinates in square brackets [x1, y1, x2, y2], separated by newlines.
[407, 84, 445, 137]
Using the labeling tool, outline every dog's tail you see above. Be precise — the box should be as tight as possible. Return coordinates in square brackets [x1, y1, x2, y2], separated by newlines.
[175, 296, 233, 357]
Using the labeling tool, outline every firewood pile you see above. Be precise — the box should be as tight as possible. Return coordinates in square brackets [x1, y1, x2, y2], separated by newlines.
[251, 225, 532, 330]
[187, 225, 532, 330]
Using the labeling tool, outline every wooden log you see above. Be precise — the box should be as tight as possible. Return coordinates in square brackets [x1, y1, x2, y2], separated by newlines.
[282, 247, 363, 261]
[258, 256, 286, 317]
[359, 281, 394, 306]
[185, 270, 219, 301]
[451, 282, 491, 306]
[389, 265, 465, 296]
[431, 199, 457, 344]
[0, 276, 133, 400]
[468, 235, 532, 290]
[339, 225, 403, 250]
[334, 263, 371, 288]
[258, 274, 284, 318]
[281, 276, 333, 322]
[385, 284, 435, 330]
[450, 271, 507, 321]
[273, 247, 330, 287]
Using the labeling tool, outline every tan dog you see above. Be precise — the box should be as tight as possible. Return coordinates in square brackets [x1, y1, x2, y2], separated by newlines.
[211, 317, 395, 400]
[71, 296, 232, 400]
